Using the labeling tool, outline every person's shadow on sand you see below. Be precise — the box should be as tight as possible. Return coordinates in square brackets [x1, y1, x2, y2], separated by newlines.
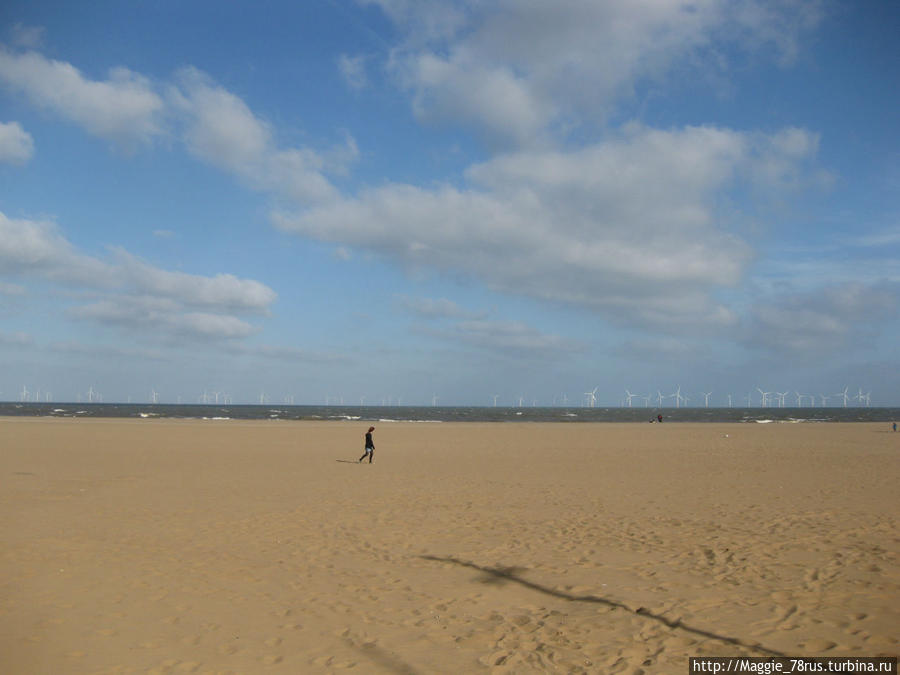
[420, 555, 787, 658]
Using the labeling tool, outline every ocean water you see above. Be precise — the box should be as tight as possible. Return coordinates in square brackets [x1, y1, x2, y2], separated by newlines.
[1, 402, 897, 423]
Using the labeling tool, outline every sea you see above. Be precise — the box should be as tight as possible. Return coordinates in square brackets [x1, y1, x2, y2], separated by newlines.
[0, 402, 897, 424]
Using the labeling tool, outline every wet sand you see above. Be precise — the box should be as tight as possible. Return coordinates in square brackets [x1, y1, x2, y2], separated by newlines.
[1, 418, 897, 673]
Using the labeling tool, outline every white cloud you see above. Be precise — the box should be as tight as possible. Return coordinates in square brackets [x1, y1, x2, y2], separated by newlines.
[0, 48, 164, 148]
[746, 281, 900, 357]
[615, 336, 706, 361]
[277, 124, 822, 328]
[112, 249, 275, 313]
[338, 54, 368, 90]
[376, 0, 823, 146]
[730, 0, 824, 66]
[851, 226, 900, 248]
[239, 343, 353, 364]
[169, 67, 341, 204]
[0, 281, 26, 296]
[0, 51, 347, 205]
[70, 296, 259, 341]
[0, 211, 112, 284]
[0, 329, 33, 346]
[397, 295, 484, 320]
[48, 340, 167, 360]
[0, 211, 275, 341]
[176, 311, 258, 339]
[415, 314, 584, 357]
[397, 295, 582, 356]
[9, 23, 45, 49]
[366, 0, 467, 45]
[450, 319, 584, 355]
[748, 127, 831, 190]
[397, 52, 553, 148]
[0, 120, 33, 163]
[169, 68, 270, 171]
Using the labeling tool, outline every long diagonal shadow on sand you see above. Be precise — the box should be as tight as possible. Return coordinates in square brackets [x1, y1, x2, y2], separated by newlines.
[341, 637, 420, 675]
[420, 555, 787, 658]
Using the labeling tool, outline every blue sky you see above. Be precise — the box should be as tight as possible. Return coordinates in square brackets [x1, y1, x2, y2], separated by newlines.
[0, 1, 897, 407]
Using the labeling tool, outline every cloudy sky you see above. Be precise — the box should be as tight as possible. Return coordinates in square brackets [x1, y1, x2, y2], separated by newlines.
[1, 1, 898, 407]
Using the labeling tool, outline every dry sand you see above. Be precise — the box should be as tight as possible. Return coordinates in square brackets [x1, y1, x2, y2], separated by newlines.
[1, 418, 897, 674]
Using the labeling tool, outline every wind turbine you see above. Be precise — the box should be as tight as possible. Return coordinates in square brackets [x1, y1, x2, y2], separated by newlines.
[624, 390, 638, 407]
[584, 387, 598, 408]
[702, 391, 712, 408]
[492, 394, 500, 407]
[431, 394, 438, 407]
[670, 386, 685, 408]
[776, 391, 788, 408]
[727, 394, 733, 408]
[756, 388, 772, 408]
[656, 390, 665, 407]
[835, 387, 850, 407]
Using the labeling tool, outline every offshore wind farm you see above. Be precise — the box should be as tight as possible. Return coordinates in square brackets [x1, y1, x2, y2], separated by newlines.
[2, 383, 884, 411]
[1, 397, 896, 424]
[5, 378, 893, 423]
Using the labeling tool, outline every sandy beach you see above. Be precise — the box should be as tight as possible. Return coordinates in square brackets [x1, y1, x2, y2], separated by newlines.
[1, 418, 897, 674]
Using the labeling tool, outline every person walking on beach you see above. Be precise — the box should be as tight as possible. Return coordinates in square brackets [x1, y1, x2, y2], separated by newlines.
[359, 426, 375, 463]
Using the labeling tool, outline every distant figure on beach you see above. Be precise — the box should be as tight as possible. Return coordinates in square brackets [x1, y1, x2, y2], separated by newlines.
[893, 422, 897, 432]
[657, 414, 663, 423]
[359, 426, 375, 463]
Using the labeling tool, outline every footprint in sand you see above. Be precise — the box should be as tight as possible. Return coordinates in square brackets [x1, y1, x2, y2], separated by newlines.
[217, 642, 242, 655]
[802, 638, 836, 652]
